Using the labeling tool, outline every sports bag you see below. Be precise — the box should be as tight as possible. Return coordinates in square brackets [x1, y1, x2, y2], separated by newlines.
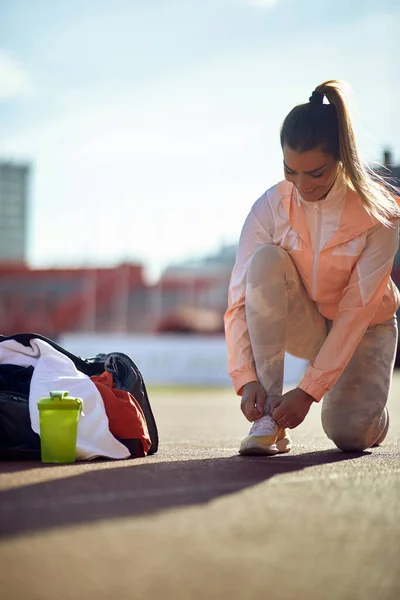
[0, 332, 159, 459]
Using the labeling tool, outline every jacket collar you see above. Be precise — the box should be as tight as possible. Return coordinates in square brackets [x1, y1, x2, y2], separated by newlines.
[323, 188, 376, 251]
[277, 177, 376, 251]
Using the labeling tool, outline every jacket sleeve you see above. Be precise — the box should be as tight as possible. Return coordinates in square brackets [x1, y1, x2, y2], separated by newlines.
[298, 220, 400, 401]
[224, 197, 274, 394]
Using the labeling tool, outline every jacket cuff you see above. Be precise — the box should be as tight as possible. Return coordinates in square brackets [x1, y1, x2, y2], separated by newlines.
[231, 369, 258, 396]
[297, 377, 327, 402]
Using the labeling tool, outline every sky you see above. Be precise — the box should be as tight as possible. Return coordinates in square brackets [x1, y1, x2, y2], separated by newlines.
[0, 0, 399, 281]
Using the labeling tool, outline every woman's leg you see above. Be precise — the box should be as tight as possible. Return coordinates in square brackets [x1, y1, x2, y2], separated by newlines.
[321, 316, 398, 452]
[246, 244, 327, 412]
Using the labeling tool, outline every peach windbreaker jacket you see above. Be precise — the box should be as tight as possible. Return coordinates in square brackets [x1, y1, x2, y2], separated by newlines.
[224, 175, 400, 402]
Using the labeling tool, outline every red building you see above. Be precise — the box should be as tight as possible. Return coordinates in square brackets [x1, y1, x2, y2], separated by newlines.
[0, 259, 230, 338]
[0, 263, 151, 338]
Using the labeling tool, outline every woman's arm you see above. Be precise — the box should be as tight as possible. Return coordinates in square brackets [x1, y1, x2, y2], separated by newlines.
[298, 220, 400, 401]
[224, 195, 274, 394]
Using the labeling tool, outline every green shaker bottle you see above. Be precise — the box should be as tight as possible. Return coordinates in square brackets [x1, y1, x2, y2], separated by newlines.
[38, 391, 84, 463]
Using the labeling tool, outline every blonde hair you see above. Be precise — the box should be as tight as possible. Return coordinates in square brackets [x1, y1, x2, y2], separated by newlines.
[281, 79, 400, 227]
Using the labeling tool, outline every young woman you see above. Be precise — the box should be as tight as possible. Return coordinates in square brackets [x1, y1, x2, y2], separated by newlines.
[224, 80, 400, 455]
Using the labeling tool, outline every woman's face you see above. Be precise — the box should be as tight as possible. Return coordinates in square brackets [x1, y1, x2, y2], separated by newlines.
[282, 144, 340, 202]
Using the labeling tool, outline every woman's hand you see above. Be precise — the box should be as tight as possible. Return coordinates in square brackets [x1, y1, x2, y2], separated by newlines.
[270, 388, 315, 429]
[241, 381, 266, 422]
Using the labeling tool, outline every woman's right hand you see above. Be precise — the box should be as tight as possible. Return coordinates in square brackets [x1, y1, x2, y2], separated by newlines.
[240, 381, 266, 422]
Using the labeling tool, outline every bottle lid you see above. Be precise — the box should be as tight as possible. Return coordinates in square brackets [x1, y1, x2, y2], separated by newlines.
[37, 390, 84, 412]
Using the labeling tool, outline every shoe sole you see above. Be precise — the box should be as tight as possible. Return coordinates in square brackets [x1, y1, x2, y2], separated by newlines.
[371, 408, 389, 447]
[239, 435, 292, 456]
[239, 442, 279, 456]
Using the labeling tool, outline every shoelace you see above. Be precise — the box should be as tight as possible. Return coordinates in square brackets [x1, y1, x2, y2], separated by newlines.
[249, 415, 278, 436]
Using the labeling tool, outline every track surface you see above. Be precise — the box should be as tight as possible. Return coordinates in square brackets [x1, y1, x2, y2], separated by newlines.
[1, 375, 399, 600]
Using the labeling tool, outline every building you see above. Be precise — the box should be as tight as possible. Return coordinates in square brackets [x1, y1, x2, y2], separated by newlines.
[380, 148, 400, 181]
[0, 161, 30, 264]
[374, 149, 400, 366]
[154, 245, 237, 334]
[376, 149, 400, 281]
[0, 263, 151, 338]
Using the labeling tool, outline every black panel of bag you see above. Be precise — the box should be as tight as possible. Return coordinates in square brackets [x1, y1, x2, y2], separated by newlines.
[0, 333, 159, 459]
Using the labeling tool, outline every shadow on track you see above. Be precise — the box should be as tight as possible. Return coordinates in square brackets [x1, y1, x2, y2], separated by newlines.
[0, 449, 368, 539]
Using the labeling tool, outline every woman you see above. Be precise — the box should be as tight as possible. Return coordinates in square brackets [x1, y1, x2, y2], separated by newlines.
[224, 80, 400, 455]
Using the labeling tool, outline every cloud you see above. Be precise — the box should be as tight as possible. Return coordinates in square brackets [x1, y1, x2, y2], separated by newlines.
[0, 50, 31, 100]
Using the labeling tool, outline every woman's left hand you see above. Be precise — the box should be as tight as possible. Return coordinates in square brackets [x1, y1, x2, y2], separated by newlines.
[270, 388, 315, 429]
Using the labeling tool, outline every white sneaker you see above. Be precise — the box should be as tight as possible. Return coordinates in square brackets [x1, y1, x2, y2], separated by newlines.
[239, 414, 292, 456]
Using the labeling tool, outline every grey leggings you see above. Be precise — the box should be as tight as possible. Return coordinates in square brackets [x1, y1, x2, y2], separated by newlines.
[245, 244, 398, 451]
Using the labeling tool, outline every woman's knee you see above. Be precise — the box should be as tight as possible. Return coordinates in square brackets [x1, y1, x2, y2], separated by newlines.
[327, 429, 370, 452]
[322, 411, 382, 452]
[247, 244, 290, 283]
[249, 244, 288, 268]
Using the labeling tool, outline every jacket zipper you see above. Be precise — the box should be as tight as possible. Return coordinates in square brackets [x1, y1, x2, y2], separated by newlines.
[312, 202, 322, 300]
